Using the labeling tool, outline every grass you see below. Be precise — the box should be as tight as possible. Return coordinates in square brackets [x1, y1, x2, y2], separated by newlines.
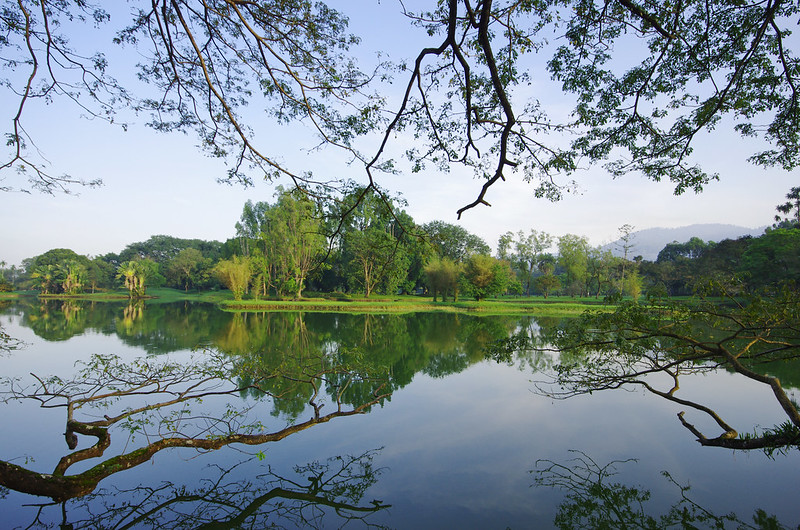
[219, 293, 612, 316]
[2, 288, 616, 316]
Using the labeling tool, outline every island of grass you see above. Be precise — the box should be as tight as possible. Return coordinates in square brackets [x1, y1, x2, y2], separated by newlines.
[1, 289, 614, 317]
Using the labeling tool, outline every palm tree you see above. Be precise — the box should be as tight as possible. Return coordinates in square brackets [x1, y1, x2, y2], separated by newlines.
[116, 261, 139, 298]
[59, 260, 86, 295]
[30, 265, 57, 294]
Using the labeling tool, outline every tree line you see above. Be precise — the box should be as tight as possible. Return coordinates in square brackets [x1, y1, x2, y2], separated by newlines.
[2, 187, 798, 301]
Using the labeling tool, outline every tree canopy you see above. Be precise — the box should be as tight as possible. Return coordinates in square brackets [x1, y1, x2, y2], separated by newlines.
[3, 1, 798, 217]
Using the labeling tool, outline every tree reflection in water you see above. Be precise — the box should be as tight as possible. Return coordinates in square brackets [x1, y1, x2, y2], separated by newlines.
[0, 346, 391, 528]
[488, 287, 800, 454]
[1, 300, 551, 527]
[534, 451, 790, 529]
[22, 450, 388, 529]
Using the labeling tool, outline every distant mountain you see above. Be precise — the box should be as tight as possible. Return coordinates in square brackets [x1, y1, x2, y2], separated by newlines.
[603, 224, 767, 261]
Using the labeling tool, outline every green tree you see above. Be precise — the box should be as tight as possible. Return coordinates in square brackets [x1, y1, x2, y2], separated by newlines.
[422, 221, 490, 262]
[533, 255, 560, 298]
[0, 262, 11, 292]
[30, 264, 58, 295]
[622, 268, 643, 301]
[0, 262, 20, 291]
[656, 237, 713, 262]
[391, 211, 433, 295]
[166, 248, 212, 292]
[116, 259, 158, 298]
[774, 187, 800, 228]
[586, 248, 617, 299]
[648, 238, 708, 296]
[499, 230, 554, 295]
[265, 188, 327, 299]
[345, 228, 408, 297]
[25, 249, 93, 294]
[120, 236, 224, 265]
[423, 257, 461, 302]
[462, 254, 512, 301]
[116, 262, 138, 298]
[557, 235, 590, 296]
[86, 258, 116, 293]
[214, 256, 252, 301]
[615, 224, 637, 289]
[740, 228, 800, 289]
[234, 191, 328, 299]
[235, 200, 271, 257]
[534, 274, 561, 299]
[329, 185, 412, 297]
[58, 260, 87, 295]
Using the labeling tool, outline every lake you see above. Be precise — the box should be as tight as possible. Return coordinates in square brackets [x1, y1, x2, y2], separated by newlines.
[0, 299, 798, 529]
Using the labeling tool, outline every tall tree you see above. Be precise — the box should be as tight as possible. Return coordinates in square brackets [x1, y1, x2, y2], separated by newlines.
[0, 261, 11, 292]
[499, 230, 554, 295]
[58, 260, 86, 295]
[423, 257, 461, 302]
[166, 248, 211, 292]
[422, 221, 490, 262]
[116, 259, 158, 298]
[86, 258, 116, 293]
[586, 248, 617, 299]
[30, 264, 58, 295]
[615, 224, 637, 289]
[265, 189, 327, 299]
[331, 185, 411, 297]
[235, 200, 271, 257]
[534, 255, 560, 299]
[116, 261, 139, 298]
[214, 256, 252, 301]
[462, 254, 513, 301]
[233, 191, 328, 298]
[346, 228, 408, 297]
[557, 234, 590, 296]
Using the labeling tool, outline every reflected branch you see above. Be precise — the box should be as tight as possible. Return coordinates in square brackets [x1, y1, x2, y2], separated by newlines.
[19, 450, 389, 529]
[0, 350, 391, 502]
[495, 283, 800, 453]
[534, 450, 791, 529]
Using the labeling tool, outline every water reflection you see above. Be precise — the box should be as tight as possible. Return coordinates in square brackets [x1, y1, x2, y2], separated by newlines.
[18, 450, 388, 529]
[0, 300, 538, 528]
[5, 300, 797, 527]
[484, 301, 800, 455]
[534, 451, 791, 529]
[11, 299, 535, 412]
[0, 347, 391, 514]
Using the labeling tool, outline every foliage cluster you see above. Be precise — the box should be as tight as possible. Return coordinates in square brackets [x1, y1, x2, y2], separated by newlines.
[642, 228, 800, 295]
[4, 221, 800, 305]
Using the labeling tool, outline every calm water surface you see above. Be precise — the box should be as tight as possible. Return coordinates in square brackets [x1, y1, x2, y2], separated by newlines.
[0, 299, 798, 529]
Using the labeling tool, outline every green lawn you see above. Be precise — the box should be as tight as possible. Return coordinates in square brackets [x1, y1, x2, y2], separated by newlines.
[2, 289, 617, 316]
[219, 293, 613, 316]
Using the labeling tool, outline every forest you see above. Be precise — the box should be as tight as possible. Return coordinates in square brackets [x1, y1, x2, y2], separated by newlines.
[3, 186, 798, 303]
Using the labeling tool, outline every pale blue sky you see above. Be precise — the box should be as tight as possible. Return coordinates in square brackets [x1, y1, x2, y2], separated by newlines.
[0, 2, 795, 266]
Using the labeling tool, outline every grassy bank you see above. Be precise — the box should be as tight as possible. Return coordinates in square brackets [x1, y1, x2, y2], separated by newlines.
[2, 289, 614, 316]
[219, 294, 611, 316]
